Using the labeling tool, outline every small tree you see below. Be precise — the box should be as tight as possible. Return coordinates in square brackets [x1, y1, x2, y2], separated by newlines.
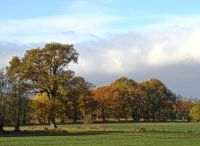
[6, 77, 29, 131]
[32, 93, 50, 124]
[0, 69, 8, 132]
[190, 103, 200, 121]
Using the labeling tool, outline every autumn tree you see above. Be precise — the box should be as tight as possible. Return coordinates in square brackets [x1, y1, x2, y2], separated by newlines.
[7, 42, 78, 128]
[93, 86, 119, 121]
[176, 98, 194, 121]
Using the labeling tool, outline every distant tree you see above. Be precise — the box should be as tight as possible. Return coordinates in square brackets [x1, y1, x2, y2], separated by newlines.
[175, 98, 193, 121]
[7, 42, 78, 128]
[140, 79, 177, 121]
[190, 102, 200, 121]
[66, 76, 94, 123]
[93, 86, 118, 121]
[111, 77, 137, 92]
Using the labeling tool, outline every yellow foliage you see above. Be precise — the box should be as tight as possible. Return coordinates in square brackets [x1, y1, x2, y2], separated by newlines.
[189, 103, 200, 121]
[31, 93, 50, 123]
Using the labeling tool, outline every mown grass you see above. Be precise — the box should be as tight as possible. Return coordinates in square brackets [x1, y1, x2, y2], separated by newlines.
[1, 122, 200, 146]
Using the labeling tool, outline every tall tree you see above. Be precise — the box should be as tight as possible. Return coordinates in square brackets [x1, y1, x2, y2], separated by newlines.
[7, 42, 78, 128]
[93, 86, 114, 121]
[6, 77, 29, 131]
[129, 84, 146, 121]
[140, 79, 177, 121]
[65, 76, 94, 123]
[111, 77, 137, 120]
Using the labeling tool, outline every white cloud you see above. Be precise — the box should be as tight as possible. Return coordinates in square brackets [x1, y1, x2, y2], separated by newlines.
[69, 26, 200, 77]
[147, 27, 200, 66]
[2, 26, 200, 76]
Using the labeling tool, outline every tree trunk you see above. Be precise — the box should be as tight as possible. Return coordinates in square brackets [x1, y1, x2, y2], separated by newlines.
[14, 111, 21, 132]
[131, 108, 135, 120]
[152, 112, 155, 122]
[158, 110, 161, 121]
[15, 125, 20, 132]
[146, 110, 150, 122]
[73, 109, 77, 123]
[137, 108, 140, 121]
[15, 99, 21, 132]
[60, 116, 65, 124]
[49, 107, 57, 129]
[102, 108, 106, 121]
[0, 122, 4, 133]
[50, 119, 57, 129]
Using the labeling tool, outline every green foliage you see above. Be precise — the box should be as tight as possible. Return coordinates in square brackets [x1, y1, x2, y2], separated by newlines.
[139, 78, 177, 121]
[0, 68, 31, 131]
[111, 77, 137, 92]
[111, 77, 137, 119]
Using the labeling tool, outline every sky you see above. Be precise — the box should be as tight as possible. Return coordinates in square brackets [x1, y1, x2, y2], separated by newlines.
[1, 0, 200, 98]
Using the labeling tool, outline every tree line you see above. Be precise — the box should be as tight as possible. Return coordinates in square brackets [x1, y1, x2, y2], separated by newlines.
[0, 42, 199, 132]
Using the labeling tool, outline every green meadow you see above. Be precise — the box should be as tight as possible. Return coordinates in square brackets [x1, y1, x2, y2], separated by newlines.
[1, 122, 200, 146]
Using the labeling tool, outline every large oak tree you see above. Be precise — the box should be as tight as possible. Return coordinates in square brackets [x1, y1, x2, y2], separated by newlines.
[7, 42, 78, 128]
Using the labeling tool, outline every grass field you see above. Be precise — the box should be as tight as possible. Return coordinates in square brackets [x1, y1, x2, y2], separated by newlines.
[1, 122, 200, 146]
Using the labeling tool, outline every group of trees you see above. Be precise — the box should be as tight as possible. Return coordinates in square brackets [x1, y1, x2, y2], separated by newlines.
[93, 77, 178, 122]
[0, 42, 199, 132]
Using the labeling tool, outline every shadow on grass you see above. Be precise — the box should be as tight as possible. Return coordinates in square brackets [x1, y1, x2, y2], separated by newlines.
[0, 129, 197, 137]
[0, 130, 130, 137]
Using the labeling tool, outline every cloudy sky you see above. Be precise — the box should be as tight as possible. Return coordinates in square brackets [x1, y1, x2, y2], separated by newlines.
[1, 0, 200, 98]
